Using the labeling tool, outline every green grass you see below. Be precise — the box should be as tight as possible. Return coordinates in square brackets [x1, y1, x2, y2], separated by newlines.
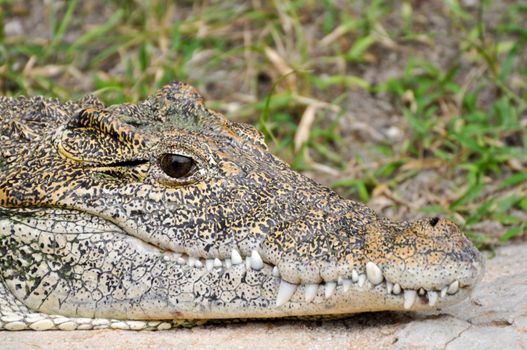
[0, 0, 526, 248]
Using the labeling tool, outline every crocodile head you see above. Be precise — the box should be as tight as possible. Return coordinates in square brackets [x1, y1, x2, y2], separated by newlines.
[0, 82, 484, 321]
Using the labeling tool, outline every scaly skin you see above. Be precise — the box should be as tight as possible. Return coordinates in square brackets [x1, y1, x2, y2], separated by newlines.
[0, 82, 484, 331]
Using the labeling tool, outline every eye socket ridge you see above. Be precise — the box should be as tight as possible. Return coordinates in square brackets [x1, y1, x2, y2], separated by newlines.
[158, 153, 197, 179]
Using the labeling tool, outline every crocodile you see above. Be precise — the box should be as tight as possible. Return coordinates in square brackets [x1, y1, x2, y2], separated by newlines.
[0, 82, 484, 331]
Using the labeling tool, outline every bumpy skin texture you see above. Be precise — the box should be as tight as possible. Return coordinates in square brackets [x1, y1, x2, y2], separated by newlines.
[0, 82, 484, 331]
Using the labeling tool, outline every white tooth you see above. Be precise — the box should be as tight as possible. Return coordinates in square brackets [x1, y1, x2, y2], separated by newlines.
[447, 280, 459, 294]
[428, 291, 438, 306]
[358, 274, 366, 287]
[305, 284, 318, 303]
[393, 283, 401, 295]
[276, 280, 297, 306]
[403, 290, 417, 310]
[194, 259, 203, 268]
[386, 281, 393, 294]
[177, 257, 187, 265]
[351, 270, 359, 282]
[337, 276, 343, 285]
[366, 262, 383, 285]
[272, 266, 280, 277]
[231, 249, 243, 265]
[250, 250, 264, 270]
[225, 259, 232, 268]
[441, 286, 448, 298]
[325, 282, 336, 298]
[206, 259, 214, 271]
[418, 288, 426, 296]
[245, 257, 251, 269]
[213, 258, 222, 268]
[343, 279, 352, 292]
[188, 256, 197, 267]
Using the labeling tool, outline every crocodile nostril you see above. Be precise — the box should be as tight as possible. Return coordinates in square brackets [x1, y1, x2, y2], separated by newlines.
[429, 217, 439, 227]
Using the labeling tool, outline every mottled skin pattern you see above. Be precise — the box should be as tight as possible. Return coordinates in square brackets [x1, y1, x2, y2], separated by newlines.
[0, 82, 484, 331]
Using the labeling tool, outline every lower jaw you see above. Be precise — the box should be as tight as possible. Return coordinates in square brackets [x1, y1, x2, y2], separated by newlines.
[138, 270, 472, 320]
[15, 261, 470, 321]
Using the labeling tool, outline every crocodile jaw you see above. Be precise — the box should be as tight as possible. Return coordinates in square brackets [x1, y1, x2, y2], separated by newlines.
[1, 208, 483, 320]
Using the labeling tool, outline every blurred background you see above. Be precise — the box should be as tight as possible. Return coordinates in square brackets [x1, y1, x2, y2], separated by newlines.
[0, 0, 526, 249]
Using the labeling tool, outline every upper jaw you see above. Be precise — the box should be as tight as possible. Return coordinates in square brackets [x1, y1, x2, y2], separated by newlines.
[107, 204, 485, 312]
[162, 244, 484, 311]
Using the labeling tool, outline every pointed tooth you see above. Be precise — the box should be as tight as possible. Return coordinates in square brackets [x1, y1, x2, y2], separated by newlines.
[403, 290, 417, 310]
[393, 283, 401, 295]
[276, 280, 297, 306]
[188, 256, 197, 267]
[245, 257, 251, 269]
[224, 259, 232, 268]
[447, 280, 459, 294]
[428, 291, 439, 306]
[343, 279, 352, 292]
[250, 250, 264, 270]
[337, 276, 343, 285]
[366, 261, 384, 285]
[351, 270, 359, 282]
[213, 258, 222, 268]
[305, 284, 318, 303]
[325, 282, 337, 298]
[418, 288, 426, 296]
[194, 259, 203, 268]
[386, 281, 393, 294]
[231, 249, 243, 265]
[206, 259, 214, 271]
[358, 274, 366, 287]
[272, 266, 280, 277]
[441, 286, 448, 298]
[177, 257, 187, 265]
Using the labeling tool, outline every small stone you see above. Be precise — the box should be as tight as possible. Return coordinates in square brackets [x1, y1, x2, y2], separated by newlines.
[30, 319, 55, 330]
[92, 319, 110, 326]
[58, 322, 78, 331]
[4, 20, 23, 36]
[76, 324, 93, 330]
[157, 322, 172, 330]
[127, 321, 147, 330]
[111, 322, 130, 330]
[52, 317, 70, 325]
[5, 321, 27, 331]
[75, 317, 93, 324]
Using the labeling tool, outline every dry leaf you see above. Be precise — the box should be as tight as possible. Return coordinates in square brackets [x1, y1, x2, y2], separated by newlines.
[294, 104, 318, 153]
[264, 46, 296, 91]
[400, 159, 443, 171]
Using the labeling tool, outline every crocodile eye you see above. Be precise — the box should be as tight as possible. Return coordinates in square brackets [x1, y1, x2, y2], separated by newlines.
[159, 154, 196, 178]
